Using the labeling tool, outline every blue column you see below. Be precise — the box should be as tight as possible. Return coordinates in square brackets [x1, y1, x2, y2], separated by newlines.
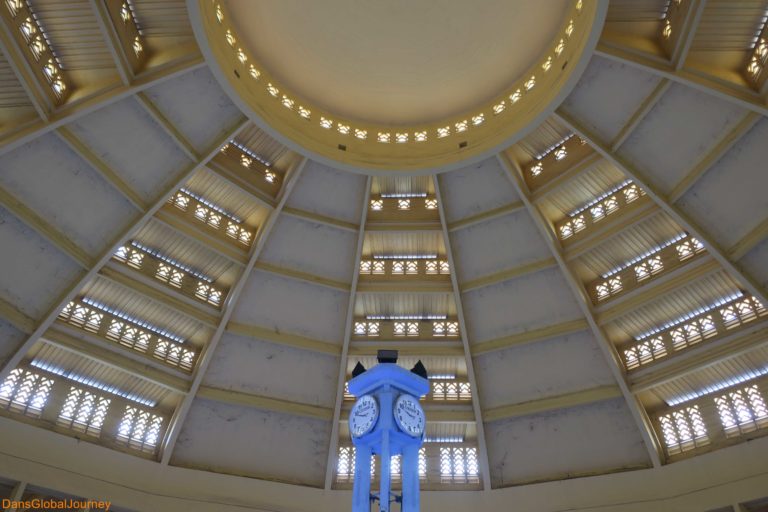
[353, 445, 371, 512]
[401, 443, 420, 512]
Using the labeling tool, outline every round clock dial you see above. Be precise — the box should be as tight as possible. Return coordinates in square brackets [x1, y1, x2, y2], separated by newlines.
[349, 394, 379, 438]
[394, 394, 425, 437]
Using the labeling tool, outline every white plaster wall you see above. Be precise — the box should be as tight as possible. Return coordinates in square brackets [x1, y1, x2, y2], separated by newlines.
[438, 157, 519, 223]
[0, 206, 81, 318]
[259, 214, 357, 282]
[285, 161, 366, 223]
[0, 320, 25, 367]
[676, 118, 768, 248]
[485, 398, 650, 487]
[473, 330, 615, 409]
[202, 332, 339, 407]
[144, 67, 243, 149]
[462, 267, 583, 343]
[0, 133, 137, 255]
[68, 97, 192, 201]
[561, 55, 663, 143]
[231, 270, 348, 343]
[450, 209, 551, 282]
[619, 83, 747, 194]
[171, 399, 331, 487]
[739, 237, 768, 290]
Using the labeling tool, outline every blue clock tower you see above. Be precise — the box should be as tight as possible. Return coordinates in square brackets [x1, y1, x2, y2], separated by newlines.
[347, 350, 429, 512]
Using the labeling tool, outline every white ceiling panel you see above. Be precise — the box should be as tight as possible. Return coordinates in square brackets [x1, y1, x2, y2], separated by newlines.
[0, 133, 137, 256]
[561, 55, 664, 144]
[438, 158, 519, 223]
[203, 332, 339, 408]
[171, 399, 331, 487]
[619, 83, 747, 196]
[739, 237, 768, 291]
[462, 267, 583, 344]
[0, 206, 81, 318]
[260, 214, 357, 283]
[677, 118, 768, 249]
[485, 399, 650, 487]
[286, 161, 367, 223]
[473, 330, 614, 410]
[67, 97, 192, 202]
[0, 320, 25, 366]
[144, 67, 243, 150]
[231, 270, 348, 343]
[451, 209, 551, 283]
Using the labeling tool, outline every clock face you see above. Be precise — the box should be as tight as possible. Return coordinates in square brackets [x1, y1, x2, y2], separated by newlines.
[349, 394, 379, 438]
[394, 394, 425, 437]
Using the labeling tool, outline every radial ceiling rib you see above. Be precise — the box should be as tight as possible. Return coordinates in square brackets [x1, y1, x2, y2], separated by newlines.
[610, 79, 671, 151]
[554, 109, 768, 308]
[88, 0, 132, 85]
[669, 0, 707, 70]
[0, 53, 205, 157]
[159, 156, 307, 465]
[433, 175, 493, 490]
[595, 42, 768, 117]
[324, 176, 371, 489]
[496, 151, 664, 468]
[0, 116, 249, 384]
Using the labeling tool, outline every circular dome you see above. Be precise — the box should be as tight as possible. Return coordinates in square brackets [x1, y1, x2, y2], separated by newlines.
[225, 0, 570, 125]
[190, 0, 606, 173]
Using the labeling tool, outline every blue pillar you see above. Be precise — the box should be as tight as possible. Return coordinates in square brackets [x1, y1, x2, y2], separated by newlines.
[353, 445, 371, 512]
[401, 443, 420, 512]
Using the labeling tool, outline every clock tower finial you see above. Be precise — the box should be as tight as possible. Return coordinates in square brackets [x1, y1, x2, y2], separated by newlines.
[347, 354, 429, 512]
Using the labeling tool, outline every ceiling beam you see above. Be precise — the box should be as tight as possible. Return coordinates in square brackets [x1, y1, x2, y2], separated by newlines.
[434, 175, 493, 490]
[497, 151, 664, 468]
[42, 328, 189, 393]
[668, 111, 761, 202]
[347, 341, 465, 357]
[530, 153, 603, 204]
[447, 201, 524, 232]
[88, 0, 132, 85]
[729, 215, 768, 261]
[594, 256, 719, 326]
[152, 210, 249, 266]
[281, 206, 358, 233]
[459, 258, 557, 293]
[472, 318, 589, 355]
[226, 321, 341, 356]
[253, 261, 351, 292]
[323, 177, 370, 489]
[610, 79, 671, 151]
[483, 386, 622, 422]
[595, 42, 768, 118]
[197, 386, 333, 421]
[555, 109, 768, 309]
[0, 184, 93, 268]
[0, 53, 205, 157]
[56, 127, 148, 211]
[669, 0, 707, 71]
[0, 117, 249, 385]
[159, 157, 307, 465]
[97, 264, 220, 328]
[629, 322, 768, 393]
[0, 296, 35, 334]
[134, 92, 198, 161]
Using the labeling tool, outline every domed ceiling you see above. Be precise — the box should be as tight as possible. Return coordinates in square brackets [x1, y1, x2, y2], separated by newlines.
[0, 0, 767, 511]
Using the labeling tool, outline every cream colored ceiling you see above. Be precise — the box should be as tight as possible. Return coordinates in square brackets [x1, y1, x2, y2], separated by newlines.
[225, 0, 570, 124]
[0, 1, 767, 511]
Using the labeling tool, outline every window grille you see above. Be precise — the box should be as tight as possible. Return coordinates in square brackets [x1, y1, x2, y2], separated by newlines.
[715, 384, 768, 437]
[658, 405, 709, 455]
[116, 406, 164, 453]
[440, 447, 479, 483]
[0, 368, 53, 417]
[57, 387, 111, 436]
